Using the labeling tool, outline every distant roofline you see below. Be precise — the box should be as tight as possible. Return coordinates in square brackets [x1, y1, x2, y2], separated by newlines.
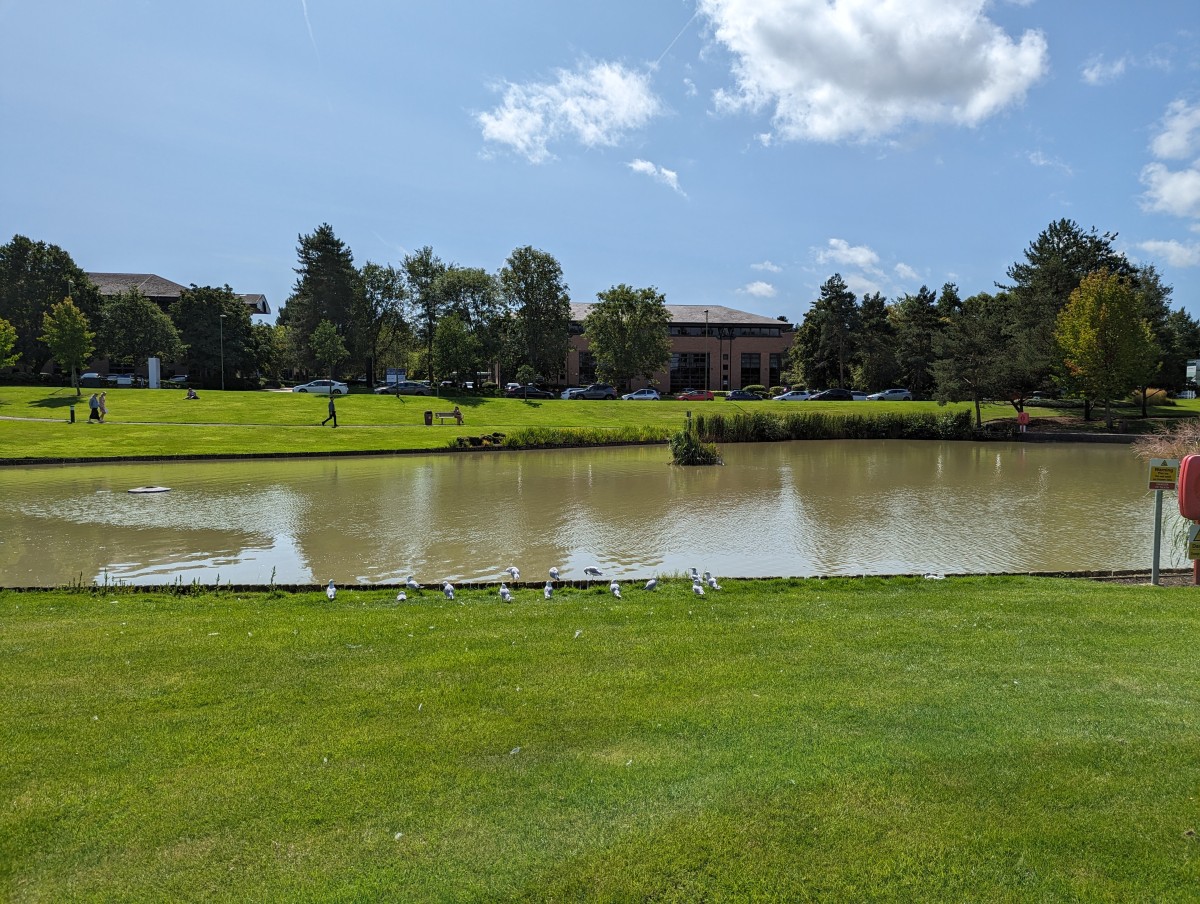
[569, 302, 787, 327]
[86, 272, 270, 315]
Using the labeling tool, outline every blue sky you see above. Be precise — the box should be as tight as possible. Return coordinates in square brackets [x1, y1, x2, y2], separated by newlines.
[2, 1, 1199, 323]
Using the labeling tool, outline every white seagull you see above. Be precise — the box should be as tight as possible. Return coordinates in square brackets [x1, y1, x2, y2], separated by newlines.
[584, 566, 603, 578]
[544, 581, 553, 600]
[549, 566, 560, 581]
[326, 580, 336, 601]
[406, 575, 420, 591]
[644, 578, 658, 591]
[442, 581, 455, 601]
[396, 590, 407, 602]
[692, 581, 705, 596]
[499, 583, 513, 603]
[504, 566, 520, 581]
[610, 580, 621, 599]
[706, 574, 721, 590]
[689, 567, 700, 582]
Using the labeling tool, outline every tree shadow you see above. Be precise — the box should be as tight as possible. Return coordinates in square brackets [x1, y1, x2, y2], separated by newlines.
[29, 394, 82, 410]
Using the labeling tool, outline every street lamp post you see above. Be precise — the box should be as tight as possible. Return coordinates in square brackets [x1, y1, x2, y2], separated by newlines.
[219, 313, 227, 391]
[704, 309, 710, 393]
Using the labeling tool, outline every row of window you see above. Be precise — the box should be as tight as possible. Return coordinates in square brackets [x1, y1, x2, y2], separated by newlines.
[668, 325, 783, 338]
[575, 351, 783, 390]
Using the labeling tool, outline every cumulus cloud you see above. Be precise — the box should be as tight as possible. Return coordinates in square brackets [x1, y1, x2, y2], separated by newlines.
[1141, 162, 1200, 219]
[1027, 150, 1073, 176]
[478, 61, 662, 163]
[1151, 99, 1200, 160]
[628, 158, 686, 195]
[816, 238, 880, 271]
[752, 260, 782, 273]
[697, 0, 1048, 142]
[739, 280, 778, 297]
[894, 262, 920, 281]
[1138, 239, 1200, 268]
[1081, 55, 1127, 86]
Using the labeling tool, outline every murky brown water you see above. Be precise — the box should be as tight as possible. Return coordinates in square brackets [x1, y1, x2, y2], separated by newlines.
[0, 441, 1176, 587]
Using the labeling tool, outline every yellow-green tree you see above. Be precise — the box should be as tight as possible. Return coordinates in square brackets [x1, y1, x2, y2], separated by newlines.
[0, 316, 19, 368]
[1055, 270, 1155, 429]
[40, 297, 95, 395]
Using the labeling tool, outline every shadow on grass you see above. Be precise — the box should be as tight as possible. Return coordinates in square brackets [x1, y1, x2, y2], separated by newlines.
[29, 394, 83, 410]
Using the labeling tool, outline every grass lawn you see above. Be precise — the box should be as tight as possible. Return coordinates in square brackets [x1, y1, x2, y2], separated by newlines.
[3, 576, 1199, 901]
[0, 386, 1113, 461]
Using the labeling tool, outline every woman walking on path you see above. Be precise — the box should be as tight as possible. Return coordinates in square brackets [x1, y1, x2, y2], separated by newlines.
[98, 392, 108, 423]
[87, 393, 101, 422]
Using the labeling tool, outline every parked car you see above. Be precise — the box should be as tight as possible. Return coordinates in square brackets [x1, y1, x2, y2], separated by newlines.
[106, 373, 144, 387]
[561, 387, 585, 400]
[851, 391, 868, 401]
[866, 387, 913, 401]
[375, 380, 433, 396]
[571, 383, 618, 400]
[1028, 390, 1058, 401]
[505, 383, 556, 399]
[726, 389, 763, 401]
[79, 371, 104, 387]
[676, 388, 714, 401]
[809, 388, 854, 401]
[622, 388, 661, 401]
[166, 374, 189, 385]
[293, 379, 348, 395]
[772, 389, 811, 401]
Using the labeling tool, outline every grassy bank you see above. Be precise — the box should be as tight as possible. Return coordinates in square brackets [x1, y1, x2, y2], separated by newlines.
[3, 576, 1199, 901]
[0, 386, 1108, 461]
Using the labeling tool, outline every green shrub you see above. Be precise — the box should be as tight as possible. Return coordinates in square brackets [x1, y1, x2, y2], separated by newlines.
[743, 384, 767, 397]
[668, 428, 722, 465]
[769, 386, 785, 397]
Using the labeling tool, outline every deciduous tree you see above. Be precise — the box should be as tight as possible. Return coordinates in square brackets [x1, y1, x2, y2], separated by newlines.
[310, 319, 348, 380]
[583, 284, 671, 390]
[39, 298, 94, 395]
[499, 246, 571, 383]
[0, 317, 18, 369]
[97, 288, 184, 367]
[402, 247, 447, 382]
[170, 285, 251, 388]
[1055, 270, 1155, 429]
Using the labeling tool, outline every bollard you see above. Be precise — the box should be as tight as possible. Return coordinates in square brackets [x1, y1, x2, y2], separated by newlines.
[69, 404, 75, 423]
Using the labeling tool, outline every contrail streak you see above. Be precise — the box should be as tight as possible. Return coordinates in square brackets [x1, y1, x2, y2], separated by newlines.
[299, 0, 320, 61]
[654, 9, 699, 69]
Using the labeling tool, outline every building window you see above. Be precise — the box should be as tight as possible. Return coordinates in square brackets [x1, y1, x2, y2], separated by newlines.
[670, 352, 709, 392]
[578, 351, 597, 384]
[769, 353, 782, 388]
[740, 352, 761, 388]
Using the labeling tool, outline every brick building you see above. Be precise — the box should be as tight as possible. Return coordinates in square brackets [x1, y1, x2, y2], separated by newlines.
[567, 303, 794, 392]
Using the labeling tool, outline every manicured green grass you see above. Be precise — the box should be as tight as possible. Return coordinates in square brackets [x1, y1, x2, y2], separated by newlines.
[0, 386, 1025, 460]
[3, 576, 1199, 901]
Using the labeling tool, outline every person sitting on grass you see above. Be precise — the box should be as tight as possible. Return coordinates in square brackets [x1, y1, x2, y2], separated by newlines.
[186, 387, 199, 400]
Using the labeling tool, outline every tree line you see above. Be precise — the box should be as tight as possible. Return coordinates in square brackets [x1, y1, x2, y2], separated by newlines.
[0, 226, 676, 393]
[787, 219, 1199, 426]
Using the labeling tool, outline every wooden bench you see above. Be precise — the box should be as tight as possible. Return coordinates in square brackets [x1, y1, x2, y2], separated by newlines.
[435, 410, 463, 425]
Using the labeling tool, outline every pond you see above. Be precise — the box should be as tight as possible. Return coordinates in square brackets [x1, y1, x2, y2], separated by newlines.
[0, 440, 1179, 587]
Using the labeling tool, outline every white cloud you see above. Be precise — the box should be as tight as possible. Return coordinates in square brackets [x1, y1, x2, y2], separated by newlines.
[1027, 150, 1073, 176]
[478, 61, 662, 163]
[698, 0, 1048, 142]
[1081, 55, 1127, 86]
[1151, 99, 1200, 160]
[894, 262, 920, 281]
[1140, 162, 1200, 220]
[627, 158, 685, 195]
[752, 260, 782, 273]
[816, 238, 880, 271]
[842, 273, 883, 297]
[1138, 239, 1200, 268]
[739, 280, 777, 297]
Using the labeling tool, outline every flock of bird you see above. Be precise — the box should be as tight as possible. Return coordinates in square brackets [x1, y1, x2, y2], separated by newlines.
[324, 565, 722, 602]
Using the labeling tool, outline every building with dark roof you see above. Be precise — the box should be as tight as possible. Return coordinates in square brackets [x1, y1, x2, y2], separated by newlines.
[86, 273, 271, 315]
[568, 303, 794, 392]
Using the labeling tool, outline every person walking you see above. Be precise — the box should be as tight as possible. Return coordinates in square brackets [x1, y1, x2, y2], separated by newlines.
[87, 392, 101, 422]
[322, 394, 337, 428]
[98, 391, 108, 423]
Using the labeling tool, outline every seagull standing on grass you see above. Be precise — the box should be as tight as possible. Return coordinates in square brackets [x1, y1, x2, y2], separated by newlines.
[406, 575, 420, 591]
[689, 567, 700, 582]
[549, 566, 560, 581]
[326, 580, 337, 601]
[645, 578, 658, 591]
[544, 581, 553, 600]
[442, 581, 455, 601]
[706, 573, 721, 590]
[505, 566, 520, 582]
[610, 580, 622, 599]
[583, 566, 603, 587]
[396, 590, 407, 602]
[499, 583, 513, 603]
[692, 581, 705, 596]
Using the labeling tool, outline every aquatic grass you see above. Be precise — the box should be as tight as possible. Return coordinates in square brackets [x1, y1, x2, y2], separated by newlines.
[2, 576, 1199, 900]
[500, 424, 674, 449]
[695, 408, 975, 443]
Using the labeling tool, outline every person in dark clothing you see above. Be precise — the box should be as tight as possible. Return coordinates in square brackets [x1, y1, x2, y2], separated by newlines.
[322, 395, 338, 427]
